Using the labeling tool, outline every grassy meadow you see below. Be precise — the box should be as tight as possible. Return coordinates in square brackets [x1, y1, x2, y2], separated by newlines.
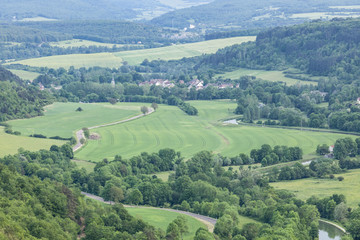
[217, 68, 317, 86]
[9, 102, 142, 138]
[0, 127, 64, 157]
[72, 160, 96, 173]
[75, 100, 354, 162]
[271, 169, 360, 208]
[7, 36, 256, 68]
[8, 69, 40, 81]
[125, 208, 206, 239]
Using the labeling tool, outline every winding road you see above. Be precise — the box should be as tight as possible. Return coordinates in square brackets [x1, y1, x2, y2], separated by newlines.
[73, 108, 154, 152]
[81, 192, 217, 232]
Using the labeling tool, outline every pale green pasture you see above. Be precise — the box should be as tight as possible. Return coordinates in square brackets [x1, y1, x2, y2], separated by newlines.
[217, 68, 317, 86]
[125, 208, 206, 240]
[271, 169, 360, 208]
[290, 12, 360, 19]
[49, 39, 125, 48]
[9, 102, 142, 138]
[114, 36, 256, 65]
[8, 52, 124, 69]
[72, 159, 96, 173]
[0, 127, 64, 157]
[9, 69, 40, 81]
[7, 36, 255, 68]
[75, 100, 353, 162]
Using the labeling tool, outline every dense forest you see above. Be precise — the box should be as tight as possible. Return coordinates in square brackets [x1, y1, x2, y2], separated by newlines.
[0, 67, 53, 121]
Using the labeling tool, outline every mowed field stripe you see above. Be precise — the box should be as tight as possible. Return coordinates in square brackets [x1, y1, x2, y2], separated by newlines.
[75, 101, 357, 161]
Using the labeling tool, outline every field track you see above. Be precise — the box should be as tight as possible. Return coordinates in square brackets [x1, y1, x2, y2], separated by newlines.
[73, 108, 154, 152]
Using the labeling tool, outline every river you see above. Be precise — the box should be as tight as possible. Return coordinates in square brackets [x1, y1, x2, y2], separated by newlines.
[319, 221, 345, 240]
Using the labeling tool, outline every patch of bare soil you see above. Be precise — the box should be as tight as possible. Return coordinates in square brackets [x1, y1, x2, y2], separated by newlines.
[89, 133, 100, 140]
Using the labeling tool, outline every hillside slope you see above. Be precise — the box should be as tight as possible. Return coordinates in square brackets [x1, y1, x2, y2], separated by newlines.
[0, 0, 212, 21]
[0, 67, 53, 121]
[151, 0, 360, 30]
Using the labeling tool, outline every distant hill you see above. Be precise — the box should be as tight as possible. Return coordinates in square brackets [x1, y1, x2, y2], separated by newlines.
[195, 18, 360, 81]
[0, 0, 213, 21]
[150, 0, 360, 30]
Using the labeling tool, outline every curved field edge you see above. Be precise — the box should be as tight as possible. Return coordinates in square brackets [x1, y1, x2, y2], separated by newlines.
[8, 102, 144, 138]
[0, 127, 64, 157]
[75, 100, 356, 162]
[5, 36, 256, 68]
[125, 207, 207, 239]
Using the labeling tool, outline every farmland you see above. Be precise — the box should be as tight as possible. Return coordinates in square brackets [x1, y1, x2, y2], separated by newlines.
[271, 168, 360, 208]
[49, 39, 126, 48]
[125, 208, 206, 240]
[8, 69, 40, 81]
[75, 100, 354, 162]
[0, 126, 64, 157]
[216, 68, 318, 86]
[6, 36, 256, 68]
[9, 102, 142, 138]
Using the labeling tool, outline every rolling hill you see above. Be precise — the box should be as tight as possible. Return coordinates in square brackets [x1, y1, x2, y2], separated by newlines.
[151, 0, 360, 30]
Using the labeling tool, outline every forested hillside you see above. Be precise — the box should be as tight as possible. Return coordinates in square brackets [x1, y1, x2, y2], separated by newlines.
[151, 0, 360, 30]
[0, 20, 200, 61]
[0, 67, 53, 121]
[0, 0, 212, 21]
[16, 21, 171, 44]
[0, 157, 165, 239]
[197, 18, 360, 81]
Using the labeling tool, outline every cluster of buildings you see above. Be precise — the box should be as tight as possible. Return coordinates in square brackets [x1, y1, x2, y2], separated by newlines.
[139, 79, 175, 88]
[138, 78, 238, 91]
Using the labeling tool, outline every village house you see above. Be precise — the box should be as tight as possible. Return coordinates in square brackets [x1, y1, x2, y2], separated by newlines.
[139, 79, 175, 88]
[188, 79, 204, 90]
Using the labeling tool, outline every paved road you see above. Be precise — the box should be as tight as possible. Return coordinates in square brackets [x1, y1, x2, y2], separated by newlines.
[81, 192, 217, 232]
[319, 219, 346, 233]
[73, 108, 154, 152]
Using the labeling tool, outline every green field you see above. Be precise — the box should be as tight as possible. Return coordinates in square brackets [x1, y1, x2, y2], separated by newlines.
[9, 102, 142, 138]
[6, 36, 256, 68]
[0, 127, 64, 157]
[271, 169, 360, 208]
[72, 160, 96, 173]
[217, 68, 317, 86]
[49, 39, 126, 48]
[75, 100, 354, 162]
[125, 208, 206, 239]
[9, 69, 40, 81]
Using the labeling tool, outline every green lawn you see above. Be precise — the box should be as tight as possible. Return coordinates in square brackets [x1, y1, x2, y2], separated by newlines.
[126, 208, 206, 239]
[216, 68, 317, 86]
[75, 100, 354, 162]
[271, 169, 360, 208]
[8, 69, 40, 81]
[0, 127, 64, 157]
[6, 36, 255, 68]
[9, 102, 142, 138]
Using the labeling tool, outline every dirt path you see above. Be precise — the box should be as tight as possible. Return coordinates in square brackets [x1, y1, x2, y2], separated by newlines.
[73, 108, 154, 152]
[81, 192, 217, 232]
